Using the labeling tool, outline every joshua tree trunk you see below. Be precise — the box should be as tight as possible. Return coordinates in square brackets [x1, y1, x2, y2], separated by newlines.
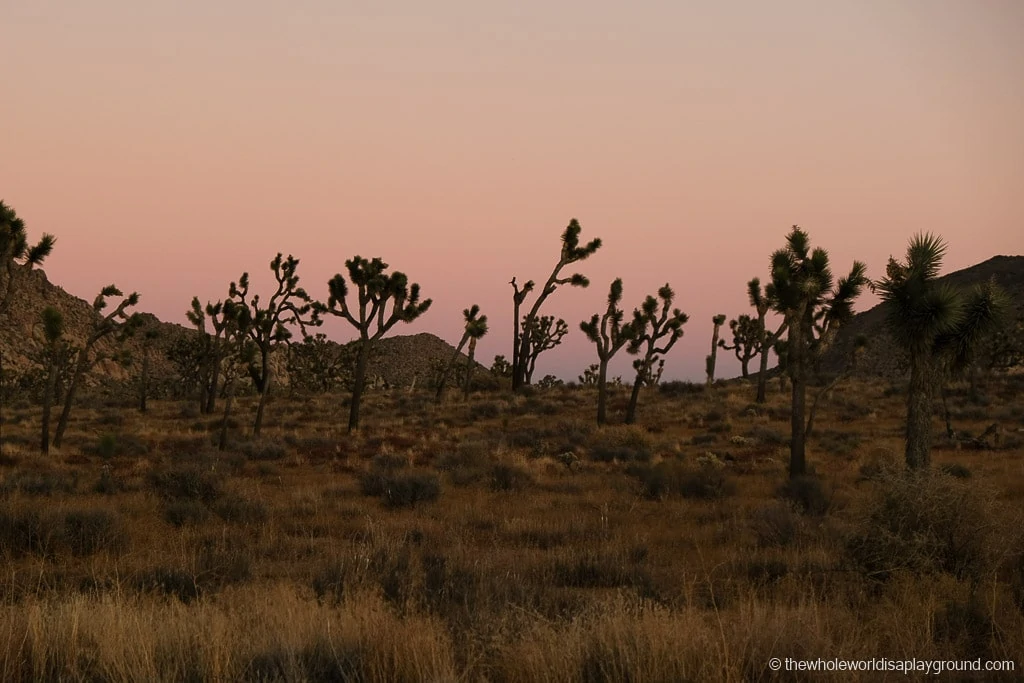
[596, 359, 609, 425]
[706, 316, 725, 386]
[253, 349, 271, 437]
[788, 318, 807, 479]
[139, 346, 151, 413]
[905, 354, 934, 470]
[756, 346, 771, 403]
[625, 372, 644, 425]
[41, 358, 58, 455]
[463, 337, 477, 400]
[436, 335, 469, 403]
[206, 354, 221, 414]
[740, 358, 750, 378]
[218, 379, 235, 451]
[53, 348, 90, 449]
[349, 340, 372, 432]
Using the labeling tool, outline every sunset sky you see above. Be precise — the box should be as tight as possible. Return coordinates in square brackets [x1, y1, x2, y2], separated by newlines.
[3, 1, 1022, 382]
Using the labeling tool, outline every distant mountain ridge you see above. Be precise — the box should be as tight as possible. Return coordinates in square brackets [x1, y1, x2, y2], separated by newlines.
[820, 254, 1024, 377]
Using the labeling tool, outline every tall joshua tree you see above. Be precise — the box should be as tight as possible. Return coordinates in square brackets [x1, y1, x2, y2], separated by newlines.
[748, 277, 786, 404]
[876, 234, 1007, 470]
[511, 219, 601, 389]
[39, 307, 66, 456]
[436, 305, 488, 403]
[53, 286, 140, 449]
[625, 284, 688, 424]
[769, 226, 867, 478]
[718, 314, 761, 378]
[217, 299, 251, 451]
[705, 314, 727, 386]
[229, 254, 320, 437]
[319, 256, 431, 431]
[580, 279, 639, 425]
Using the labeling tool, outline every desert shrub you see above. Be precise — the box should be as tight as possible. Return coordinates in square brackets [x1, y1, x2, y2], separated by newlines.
[589, 445, 651, 464]
[436, 442, 491, 487]
[1, 469, 79, 496]
[83, 432, 149, 459]
[489, 463, 533, 492]
[658, 381, 704, 397]
[196, 539, 254, 586]
[777, 475, 831, 516]
[468, 401, 502, 420]
[134, 566, 202, 603]
[163, 500, 210, 527]
[817, 429, 862, 458]
[92, 469, 124, 495]
[213, 495, 268, 525]
[933, 598, 994, 660]
[631, 461, 734, 500]
[691, 433, 717, 446]
[746, 425, 787, 445]
[748, 501, 804, 548]
[361, 468, 440, 508]
[939, 463, 972, 479]
[742, 558, 791, 587]
[147, 465, 224, 504]
[238, 439, 287, 461]
[0, 506, 127, 557]
[845, 471, 1004, 582]
[551, 551, 654, 592]
[285, 436, 345, 461]
[62, 509, 128, 556]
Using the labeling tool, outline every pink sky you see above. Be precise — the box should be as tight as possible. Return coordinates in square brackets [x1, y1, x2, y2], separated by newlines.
[2, 1, 1022, 382]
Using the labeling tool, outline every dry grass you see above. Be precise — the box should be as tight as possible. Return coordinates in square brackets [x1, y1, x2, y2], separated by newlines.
[0, 376, 1022, 681]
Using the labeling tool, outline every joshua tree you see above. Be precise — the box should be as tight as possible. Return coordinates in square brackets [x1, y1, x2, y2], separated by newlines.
[641, 358, 665, 387]
[705, 314, 726, 386]
[186, 297, 232, 414]
[216, 299, 251, 451]
[718, 314, 761, 378]
[805, 335, 868, 438]
[511, 219, 601, 389]
[522, 315, 568, 384]
[39, 307, 66, 456]
[579, 364, 600, 386]
[876, 234, 1008, 469]
[625, 284, 688, 424]
[491, 355, 512, 379]
[580, 279, 639, 425]
[1, 201, 55, 457]
[748, 277, 787, 403]
[318, 256, 431, 431]
[287, 333, 358, 394]
[0, 200, 56, 315]
[462, 313, 488, 400]
[436, 305, 488, 403]
[53, 286, 140, 449]
[229, 254, 320, 437]
[768, 226, 868, 478]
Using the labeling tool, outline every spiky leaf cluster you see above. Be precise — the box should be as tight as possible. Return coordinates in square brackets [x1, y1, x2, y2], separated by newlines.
[1, 201, 56, 313]
[321, 256, 432, 339]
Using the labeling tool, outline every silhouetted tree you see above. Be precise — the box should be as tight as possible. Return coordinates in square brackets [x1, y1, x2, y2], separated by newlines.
[137, 324, 161, 413]
[718, 314, 761, 379]
[217, 300, 251, 451]
[522, 315, 568, 384]
[462, 313, 489, 400]
[705, 314, 727, 386]
[511, 219, 600, 388]
[579, 364, 600, 386]
[287, 333, 357, 394]
[1, 200, 55, 458]
[748, 277, 787, 403]
[318, 256, 431, 431]
[626, 284, 688, 424]
[805, 335, 868, 438]
[581, 278, 639, 425]
[491, 355, 512, 379]
[436, 303, 487, 401]
[229, 254, 320, 437]
[186, 297, 232, 414]
[53, 286, 140, 448]
[769, 226, 868, 478]
[876, 234, 1008, 469]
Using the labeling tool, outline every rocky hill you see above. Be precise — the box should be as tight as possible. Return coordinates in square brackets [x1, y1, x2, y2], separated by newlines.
[820, 255, 1024, 377]
[0, 265, 483, 397]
